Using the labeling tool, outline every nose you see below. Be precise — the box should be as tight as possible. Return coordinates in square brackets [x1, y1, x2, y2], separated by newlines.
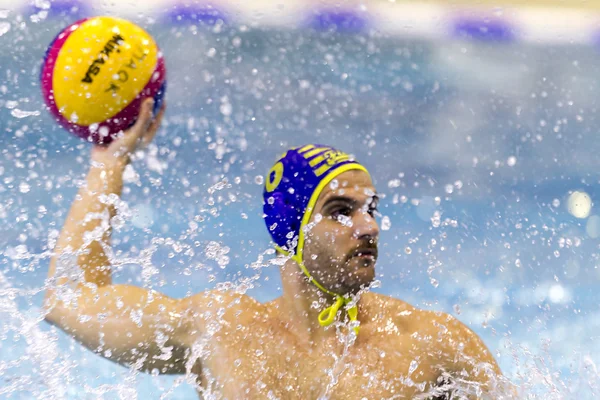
[353, 208, 380, 242]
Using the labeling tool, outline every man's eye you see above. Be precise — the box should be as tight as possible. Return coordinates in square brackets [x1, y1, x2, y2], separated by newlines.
[331, 207, 351, 219]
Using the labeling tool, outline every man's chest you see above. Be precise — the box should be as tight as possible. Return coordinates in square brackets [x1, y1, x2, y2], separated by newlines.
[199, 331, 448, 399]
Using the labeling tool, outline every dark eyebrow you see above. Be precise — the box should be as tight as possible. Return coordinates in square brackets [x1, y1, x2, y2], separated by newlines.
[323, 196, 356, 208]
[322, 194, 380, 209]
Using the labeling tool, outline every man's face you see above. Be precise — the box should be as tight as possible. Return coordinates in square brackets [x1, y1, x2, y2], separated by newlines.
[302, 169, 380, 296]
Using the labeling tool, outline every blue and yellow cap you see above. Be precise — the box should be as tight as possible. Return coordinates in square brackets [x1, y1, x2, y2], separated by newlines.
[263, 144, 369, 334]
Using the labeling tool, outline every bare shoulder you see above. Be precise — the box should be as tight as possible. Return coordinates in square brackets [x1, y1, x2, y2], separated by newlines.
[365, 292, 479, 339]
[362, 293, 466, 332]
[361, 291, 417, 316]
[363, 293, 498, 368]
[363, 293, 506, 394]
[176, 289, 270, 332]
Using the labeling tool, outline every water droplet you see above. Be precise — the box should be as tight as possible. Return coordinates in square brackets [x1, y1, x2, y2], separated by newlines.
[99, 126, 110, 138]
[507, 156, 517, 166]
[89, 123, 99, 133]
[19, 182, 30, 193]
[548, 284, 566, 303]
[205, 241, 230, 269]
[0, 22, 10, 37]
[381, 216, 391, 231]
[552, 198, 560, 208]
[404, 247, 412, 255]
[130, 309, 143, 327]
[218, 255, 230, 268]
[387, 179, 401, 188]
[254, 175, 264, 185]
[408, 359, 419, 375]
[220, 102, 232, 116]
[337, 215, 353, 227]
[78, 315, 92, 323]
[431, 211, 441, 228]
[11, 109, 40, 119]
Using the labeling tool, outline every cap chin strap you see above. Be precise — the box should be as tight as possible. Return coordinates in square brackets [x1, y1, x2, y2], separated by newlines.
[291, 254, 360, 335]
[276, 163, 370, 336]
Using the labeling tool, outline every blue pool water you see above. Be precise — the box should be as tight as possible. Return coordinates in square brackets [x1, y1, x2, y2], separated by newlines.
[1, 12, 600, 399]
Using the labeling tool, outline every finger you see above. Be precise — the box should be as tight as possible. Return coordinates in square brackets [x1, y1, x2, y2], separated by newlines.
[135, 98, 155, 133]
[141, 102, 166, 147]
[118, 97, 154, 150]
[128, 98, 154, 140]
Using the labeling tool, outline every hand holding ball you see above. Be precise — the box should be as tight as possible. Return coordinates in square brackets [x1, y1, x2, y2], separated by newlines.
[41, 16, 166, 145]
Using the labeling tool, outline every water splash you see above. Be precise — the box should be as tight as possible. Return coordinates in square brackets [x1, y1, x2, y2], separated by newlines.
[0, 271, 73, 398]
[10, 109, 40, 119]
[0, 22, 9, 37]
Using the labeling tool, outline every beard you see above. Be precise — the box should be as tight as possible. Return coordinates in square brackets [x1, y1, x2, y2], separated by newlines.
[302, 233, 378, 296]
[337, 256, 376, 295]
[305, 251, 376, 296]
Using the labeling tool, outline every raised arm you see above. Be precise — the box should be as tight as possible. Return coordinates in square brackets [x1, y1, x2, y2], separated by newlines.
[43, 99, 195, 374]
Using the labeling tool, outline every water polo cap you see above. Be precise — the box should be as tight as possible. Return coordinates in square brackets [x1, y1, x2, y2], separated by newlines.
[263, 144, 370, 334]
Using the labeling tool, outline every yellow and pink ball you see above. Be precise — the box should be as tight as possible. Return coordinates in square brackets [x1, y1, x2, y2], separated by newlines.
[41, 16, 166, 144]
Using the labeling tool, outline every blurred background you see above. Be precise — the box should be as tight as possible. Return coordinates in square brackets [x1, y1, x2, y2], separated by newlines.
[1, 0, 600, 398]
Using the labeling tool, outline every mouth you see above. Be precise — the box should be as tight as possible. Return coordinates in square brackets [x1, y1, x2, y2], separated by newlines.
[351, 248, 378, 263]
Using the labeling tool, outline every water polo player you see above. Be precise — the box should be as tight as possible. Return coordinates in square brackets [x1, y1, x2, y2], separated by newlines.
[43, 98, 512, 398]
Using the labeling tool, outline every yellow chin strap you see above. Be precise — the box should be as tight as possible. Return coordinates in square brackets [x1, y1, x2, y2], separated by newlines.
[278, 163, 370, 336]
[292, 253, 359, 335]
